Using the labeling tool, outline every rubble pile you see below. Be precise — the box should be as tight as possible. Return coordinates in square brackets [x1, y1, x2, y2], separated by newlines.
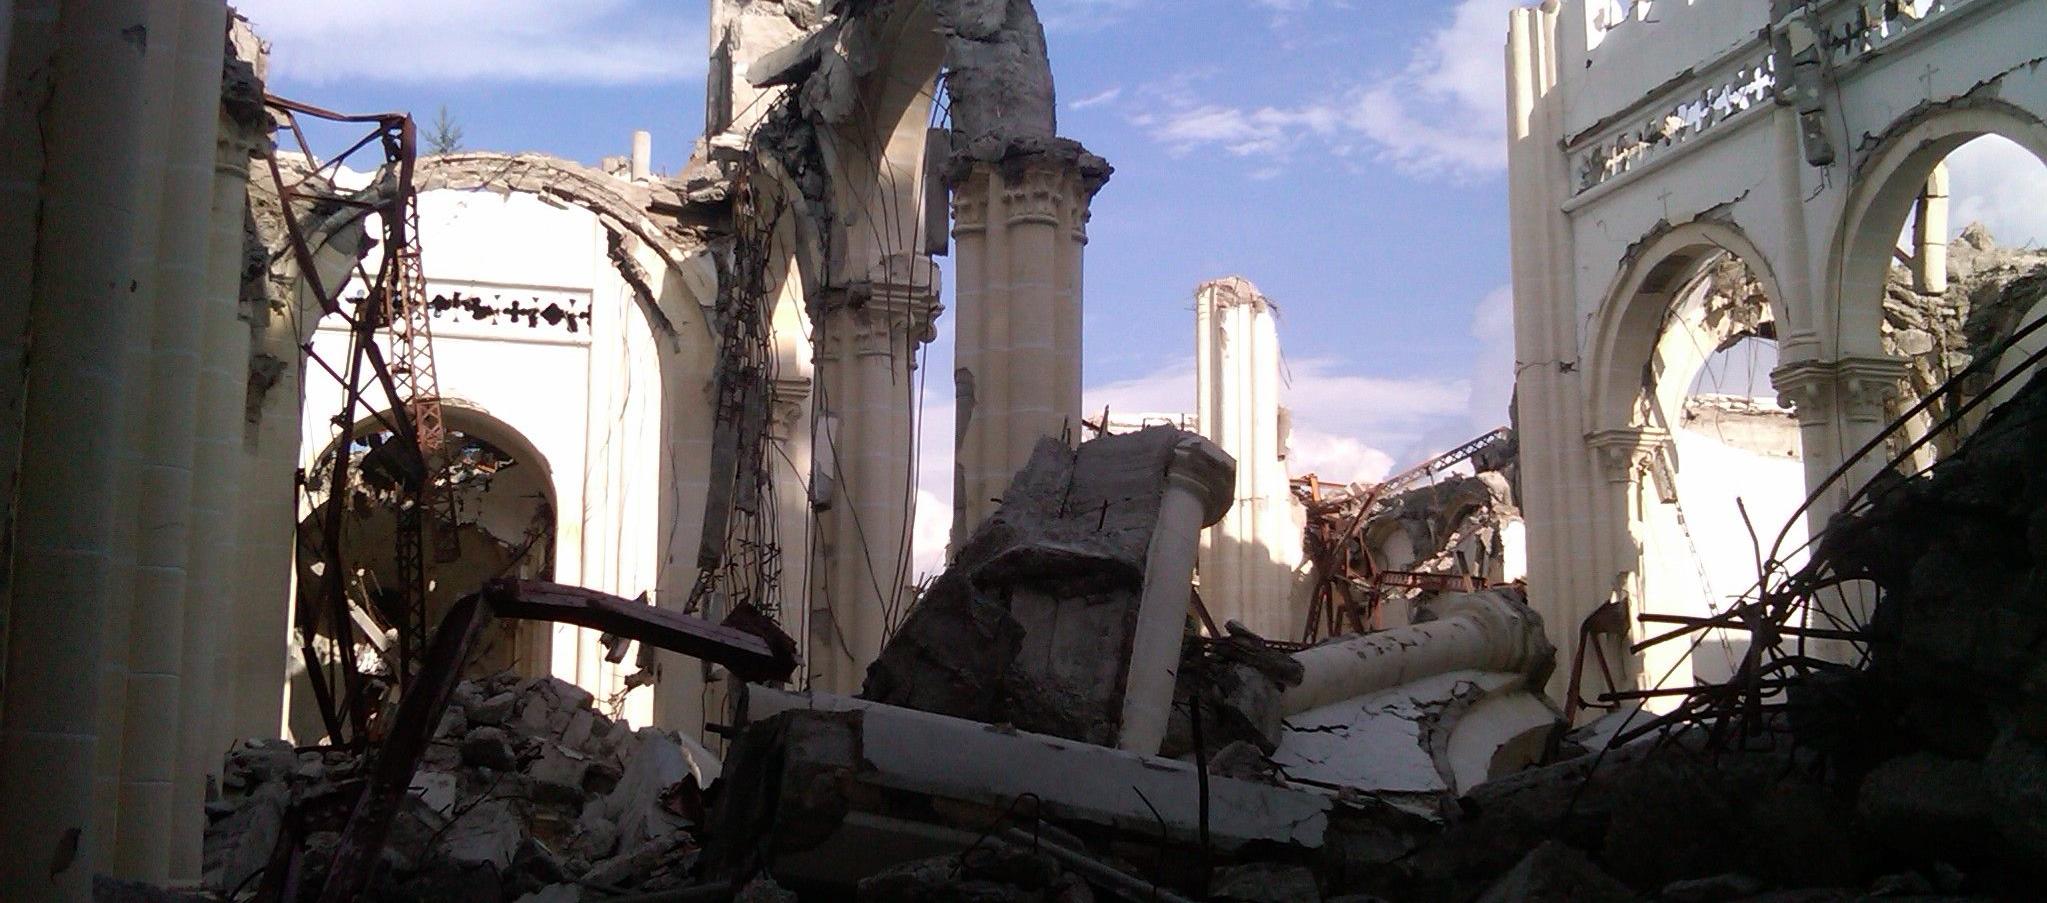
[203, 673, 717, 902]
[1362, 467, 1520, 587]
[1326, 373, 2047, 902]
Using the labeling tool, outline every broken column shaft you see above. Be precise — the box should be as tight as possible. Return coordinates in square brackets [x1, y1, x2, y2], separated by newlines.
[808, 256, 941, 694]
[949, 148, 1109, 544]
[1194, 277, 1302, 640]
[1279, 589, 1554, 717]
[1120, 434, 1236, 754]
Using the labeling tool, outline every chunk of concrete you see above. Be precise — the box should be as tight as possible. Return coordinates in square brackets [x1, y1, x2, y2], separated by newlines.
[441, 799, 526, 871]
[864, 428, 1232, 752]
[735, 688, 1330, 855]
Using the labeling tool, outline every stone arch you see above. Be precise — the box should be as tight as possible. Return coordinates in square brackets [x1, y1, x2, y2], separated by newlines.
[1825, 99, 2047, 359]
[816, 3, 949, 284]
[1585, 219, 1787, 435]
[284, 153, 715, 347]
[1582, 219, 1802, 703]
[287, 401, 562, 739]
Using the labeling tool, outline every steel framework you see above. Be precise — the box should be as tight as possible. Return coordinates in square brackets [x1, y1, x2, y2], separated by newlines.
[1293, 427, 1511, 642]
[264, 95, 454, 741]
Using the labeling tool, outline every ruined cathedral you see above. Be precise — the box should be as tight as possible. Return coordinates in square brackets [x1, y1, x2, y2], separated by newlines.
[3, 0, 2046, 900]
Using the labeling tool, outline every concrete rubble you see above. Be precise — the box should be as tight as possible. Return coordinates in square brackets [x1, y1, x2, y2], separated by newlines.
[685, 427, 1580, 898]
[202, 673, 717, 901]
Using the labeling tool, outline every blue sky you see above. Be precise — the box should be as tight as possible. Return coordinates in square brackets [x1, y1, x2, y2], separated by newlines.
[242, 0, 1525, 465]
[238, 0, 2047, 575]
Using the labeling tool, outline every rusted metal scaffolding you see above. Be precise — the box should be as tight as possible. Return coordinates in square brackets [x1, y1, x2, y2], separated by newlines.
[1293, 427, 1511, 642]
[264, 95, 454, 740]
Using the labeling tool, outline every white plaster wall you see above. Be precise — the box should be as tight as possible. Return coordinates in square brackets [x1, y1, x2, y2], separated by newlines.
[296, 189, 670, 730]
[1633, 417, 1808, 703]
[1569, 0, 1774, 136]
[1564, 122, 1793, 335]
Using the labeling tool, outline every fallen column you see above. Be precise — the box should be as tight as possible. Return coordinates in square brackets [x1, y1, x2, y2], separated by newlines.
[1280, 587, 1554, 716]
[1273, 588, 1563, 801]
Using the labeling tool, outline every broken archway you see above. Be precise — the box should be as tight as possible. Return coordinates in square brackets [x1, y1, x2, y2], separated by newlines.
[286, 405, 558, 742]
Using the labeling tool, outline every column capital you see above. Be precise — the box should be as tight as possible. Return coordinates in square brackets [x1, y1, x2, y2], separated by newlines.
[1586, 426, 1671, 485]
[1167, 434, 1237, 527]
[817, 253, 944, 347]
[1771, 358, 1837, 426]
[1834, 355, 1910, 423]
[767, 377, 811, 441]
[1771, 354, 1909, 425]
[949, 150, 1109, 243]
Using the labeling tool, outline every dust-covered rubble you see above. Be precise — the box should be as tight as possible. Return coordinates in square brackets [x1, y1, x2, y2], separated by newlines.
[203, 672, 718, 902]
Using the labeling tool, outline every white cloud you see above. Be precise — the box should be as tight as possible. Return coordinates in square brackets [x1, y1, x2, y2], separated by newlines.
[908, 367, 958, 584]
[1135, 0, 1524, 178]
[1082, 357, 1469, 485]
[1069, 86, 1126, 110]
[909, 488, 952, 584]
[236, 0, 705, 86]
[1286, 431, 1396, 484]
[1946, 134, 2047, 249]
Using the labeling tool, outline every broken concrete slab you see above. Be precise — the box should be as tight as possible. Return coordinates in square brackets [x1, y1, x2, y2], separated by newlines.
[865, 427, 1233, 753]
[1275, 669, 1555, 805]
[726, 686, 1332, 889]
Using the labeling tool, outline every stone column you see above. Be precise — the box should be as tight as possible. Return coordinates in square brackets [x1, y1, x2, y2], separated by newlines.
[171, 87, 264, 884]
[0, 0, 58, 628]
[112, 0, 226, 879]
[0, 1, 155, 897]
[1505, 4, 1597, 707]
[767, 376, 813, 644]
[219, 94, 287, 743]
[1119, 435, 1234, 755]
[1280, 589, 1553, 716]
[1773, 353, 1908, 660]
[1193, 277, 1301, 639]
[96, 0, 184, 870]
[949, 150, 1109, 543]
[807, 254, 940, 695]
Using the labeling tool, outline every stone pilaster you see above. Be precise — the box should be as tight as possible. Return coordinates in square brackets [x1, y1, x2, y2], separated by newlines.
[1772, 353, 1909, 662]
[766, 375, 813, 649]
[807, 254, 941, 695]
[949, 151, 1108, 544]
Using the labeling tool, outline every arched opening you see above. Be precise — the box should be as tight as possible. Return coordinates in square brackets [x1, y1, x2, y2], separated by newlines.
[1873, 133, 2047, 467]
[285, 408, 558, 741]
[1625, 255, 1809, 700]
